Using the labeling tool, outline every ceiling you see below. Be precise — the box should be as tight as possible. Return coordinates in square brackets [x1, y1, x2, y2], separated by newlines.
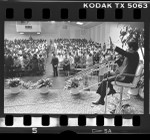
[67, 22, 103, 29]
[44, 21, 103, 29]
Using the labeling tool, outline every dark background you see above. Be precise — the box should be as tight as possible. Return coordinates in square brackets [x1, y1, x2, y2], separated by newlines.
[0, 0, 149, 134]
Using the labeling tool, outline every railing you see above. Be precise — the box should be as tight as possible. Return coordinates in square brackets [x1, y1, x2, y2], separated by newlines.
[65, 60, 115, 81]
[78, 61, 118, 91]
[64, 60, 119, 114]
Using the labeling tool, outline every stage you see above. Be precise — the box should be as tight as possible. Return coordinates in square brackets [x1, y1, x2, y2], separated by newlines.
[4, 88, 144, 114]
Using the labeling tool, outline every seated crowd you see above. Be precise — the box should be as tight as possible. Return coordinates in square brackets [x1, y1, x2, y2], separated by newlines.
[4, 38, 49, 78]
[4, 37, 116, 78]
[51, 38, 115, 75]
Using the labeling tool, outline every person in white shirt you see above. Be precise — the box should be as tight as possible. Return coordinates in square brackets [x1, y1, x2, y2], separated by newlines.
[13, 56, 21, 77]
[18, 52, 23, 68]
[57, 48, 61, 55]
[84, 53, 93, 91]
[68, 53, 74, 69]
[102, 43, 107, 56]
[86, 53, 93, 68]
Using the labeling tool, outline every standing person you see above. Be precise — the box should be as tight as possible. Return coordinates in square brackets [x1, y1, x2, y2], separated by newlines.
[5, 54, 14, 78]
[18, 53, 24, 77]
[51, 41, 55, 54]
[102, 42, 107, 56]
[51, 53, 59, 77]
[95, 50, 100, 64]
[31, 54, 39, 76]
[80, 53, 86, 68]
[93, 51, 97, 65]
[68, 53, 74, 69]
[86, 53, 93, 68]
[38, 54, 45, 75]
[99, 43, 102, 49]
[83, 53, 93, 90]
[92, 38, 139, 105]
[74, 52, 80, 68]
[63, 54, 70, 76]
[23, 55, 29, 76]
[13, 56, 21, 77]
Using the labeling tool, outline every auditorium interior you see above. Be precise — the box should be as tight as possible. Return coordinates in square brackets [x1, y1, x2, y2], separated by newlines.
[4, 21, 144, 114]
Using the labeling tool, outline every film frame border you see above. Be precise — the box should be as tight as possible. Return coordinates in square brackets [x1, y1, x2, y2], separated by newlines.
[0, 1, 149, 133]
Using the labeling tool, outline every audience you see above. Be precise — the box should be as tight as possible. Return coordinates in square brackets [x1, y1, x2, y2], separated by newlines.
[53, 38, 114, 72]
[4, 38, 49, 78]
[4, 37, 114, 78]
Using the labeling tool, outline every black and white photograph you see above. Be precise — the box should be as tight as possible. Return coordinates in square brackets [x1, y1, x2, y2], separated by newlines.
[149, 23, 150, 114]
[4, 21, 144, 114]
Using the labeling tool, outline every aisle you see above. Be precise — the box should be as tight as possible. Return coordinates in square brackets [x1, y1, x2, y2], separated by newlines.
[44, 51, 53, 77]
[43, 50, 66, 89]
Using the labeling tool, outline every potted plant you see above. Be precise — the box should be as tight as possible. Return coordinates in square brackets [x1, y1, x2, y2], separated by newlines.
[7, 78, 21, 94]
[36, 78, 53, 94]
[119, 25, 144, 48]
[64, 77, 82, 95]
[138, 75, 144, 99]
[119, 25, 144, 61]
[119, 25, 144, 98]
[21, 81, 33, 89]
[128, 75, 144, 98]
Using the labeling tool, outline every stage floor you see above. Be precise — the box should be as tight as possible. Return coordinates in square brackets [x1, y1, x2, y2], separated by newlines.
[4, 88, 144, 114]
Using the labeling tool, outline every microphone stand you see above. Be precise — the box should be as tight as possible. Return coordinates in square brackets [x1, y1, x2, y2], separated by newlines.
[104, 64, 109, 114]
[104, 61, 112, 114]
[104, 44, 116, 114]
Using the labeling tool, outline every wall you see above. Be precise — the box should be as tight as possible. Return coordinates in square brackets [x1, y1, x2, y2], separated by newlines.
[89, 22, 144, 47]
[5, 21, 144, 52]
[88, 22, 144, 60]
[5, 22, 90, 44]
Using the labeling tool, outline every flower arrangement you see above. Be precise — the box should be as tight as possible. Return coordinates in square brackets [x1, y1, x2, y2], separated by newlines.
[6, 77, 53, 89]
[22, 81, 33, 89]
[7, 78, 22, 88]
[137, 75, 144, 89]
[137, 75, 144, 99]
[120, 104, 136, 114]
[119, 25, 144, 51]
[64, 76, 82, 90]
[36, 78, 53, 89]
[128, 74, 144, 97]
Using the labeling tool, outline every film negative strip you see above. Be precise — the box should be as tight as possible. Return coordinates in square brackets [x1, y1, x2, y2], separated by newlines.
[0, 0, 149, 134]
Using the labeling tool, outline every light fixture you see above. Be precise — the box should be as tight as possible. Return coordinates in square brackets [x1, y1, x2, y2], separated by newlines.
[76, 22, 83, 25]
[51, 21, 56, 24]
[37, 32, 41, 34]
[19, 32, 24, 34]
